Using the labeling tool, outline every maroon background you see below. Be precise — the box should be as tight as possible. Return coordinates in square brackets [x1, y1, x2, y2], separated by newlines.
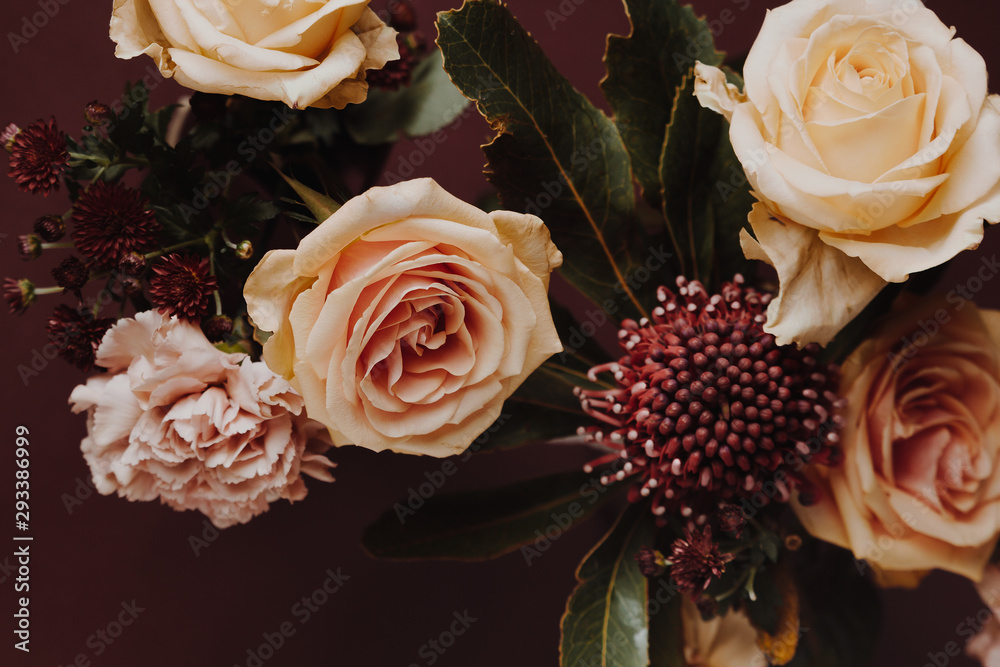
[1, 1, 999, 666]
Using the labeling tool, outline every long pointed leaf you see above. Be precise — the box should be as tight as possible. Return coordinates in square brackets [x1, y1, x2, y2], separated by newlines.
[362, 470, 624, 561]
[560, 503, 657, 667]
[602, 0, 724, 210]
[437, 1, 650, 319]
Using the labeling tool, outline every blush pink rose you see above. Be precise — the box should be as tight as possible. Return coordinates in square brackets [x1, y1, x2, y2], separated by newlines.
[793, 296, 1000, 581]
[244, 178, 563, 457]
[69, 310, 334, 528]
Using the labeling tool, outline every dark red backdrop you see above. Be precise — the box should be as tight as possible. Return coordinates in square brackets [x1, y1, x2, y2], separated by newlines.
[1, 1, 998, 666]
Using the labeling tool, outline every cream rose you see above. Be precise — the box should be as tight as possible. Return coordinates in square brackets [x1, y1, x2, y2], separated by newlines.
[110, 0, 399, 109]
[793, 296, 1000, 581]
[695, 0, 1000, 345]
[69, 311, 334, 528]
[244, 178, 563, 457]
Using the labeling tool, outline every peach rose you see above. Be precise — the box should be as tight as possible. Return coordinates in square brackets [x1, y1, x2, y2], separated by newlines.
[681, 598, 767, 666]
[244, 178, 563, 457]
[110, 0, 398, 109]
[69, 311, 334, 528]
[793, 295, 1000, 581]
[695, 0, 1000, 345]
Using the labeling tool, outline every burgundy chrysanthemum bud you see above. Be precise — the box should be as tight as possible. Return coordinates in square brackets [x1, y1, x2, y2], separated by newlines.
[234, 240, 254, 260]
[46, 305, 115, 371]
[668, 526, 733, 595]
[3, 278, 35, 315]
[17, 234, 41, 261]
[72, 181, 160, 267]
[84, 101, 112, 127]
[202, 315, 234, 342]
[1, 123, 21, 153]
[149, 253, 218, 320]
[33, 214, 66, 242]
[52, 257, 89, 293]
[576, 276, 846, 522]
[717, 503, 747, 538]
[120, 276, 143, 295]
[7, 118, 69, 195]
[635, 546, 668, 578]
[117, 251, 146, 276]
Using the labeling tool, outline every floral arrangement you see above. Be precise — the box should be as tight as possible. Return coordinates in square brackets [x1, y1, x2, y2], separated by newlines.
[7, 0, 1000, 664]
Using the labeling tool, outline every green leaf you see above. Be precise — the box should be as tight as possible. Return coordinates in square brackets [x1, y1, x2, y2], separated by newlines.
[437, 1, 650, 319]
[561, 503, 657, 667]
[362, 470, 623, 561]
[275, 170, 341, 222]
[344, 48, 470, 145]
[601, 0, 723, 209]
[659, 71, 753, 287]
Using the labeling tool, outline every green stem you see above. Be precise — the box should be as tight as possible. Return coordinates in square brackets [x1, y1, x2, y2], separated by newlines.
[144, 237, 211, 260]
[40, 242, 75, 251]
[33, 286, 62, 296]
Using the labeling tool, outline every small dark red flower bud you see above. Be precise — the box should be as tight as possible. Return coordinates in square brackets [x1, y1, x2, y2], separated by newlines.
[202, 315, 234, 342]
[1, 123, 20, 153]
[3, 278, 35, 315]
[118, 251, 146, 276]
[17, 234, 41, 261]
[84, 101, 112, 126]
[52, 257, 89, 292]
[635, 546, 667, 578]
[33, 214, 65, 242]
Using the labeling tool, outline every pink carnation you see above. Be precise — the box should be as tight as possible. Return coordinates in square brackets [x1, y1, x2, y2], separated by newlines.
[69, 310, 334, 528]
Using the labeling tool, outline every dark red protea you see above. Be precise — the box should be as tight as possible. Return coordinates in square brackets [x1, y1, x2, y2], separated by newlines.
[46, 305, 115, 371]
[668, 526, 733, 594]
[72, 181, 160, 267]
[576, 276, 844, 522]
[149, 253, 218, 320]
[33, 214, 66, 242]
[52, 257, 90, 293]
[7, 118, 69, 195]
[3, 278, 35, 314]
